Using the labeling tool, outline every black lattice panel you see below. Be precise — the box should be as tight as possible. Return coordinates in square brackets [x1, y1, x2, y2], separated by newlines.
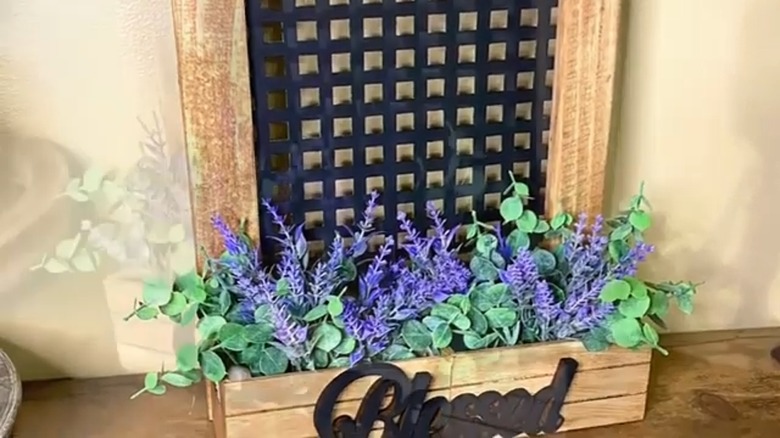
[247, 0, 556, 254]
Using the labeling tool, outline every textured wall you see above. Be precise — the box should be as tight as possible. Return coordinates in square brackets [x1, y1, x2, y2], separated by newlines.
[0, 0, 778, 380]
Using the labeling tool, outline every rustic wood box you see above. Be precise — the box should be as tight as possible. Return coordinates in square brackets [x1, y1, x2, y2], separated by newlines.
[207, 341, 652, 437]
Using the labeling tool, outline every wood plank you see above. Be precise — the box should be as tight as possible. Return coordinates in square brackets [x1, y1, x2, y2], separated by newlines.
[221, 356, 454, 416]
[449, 341, 651, 386]
[171, 0, 259, 266]
[222, 363, 649, 438]
[545, 0, 624, 217]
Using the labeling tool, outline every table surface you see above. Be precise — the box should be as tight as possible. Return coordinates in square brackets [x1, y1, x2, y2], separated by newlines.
[11, 328, 780, 437]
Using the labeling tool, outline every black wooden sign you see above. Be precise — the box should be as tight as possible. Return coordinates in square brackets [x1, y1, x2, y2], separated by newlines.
[313, 357, 579, 438]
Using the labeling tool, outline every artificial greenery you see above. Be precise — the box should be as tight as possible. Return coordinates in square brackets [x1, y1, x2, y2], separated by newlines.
[127, 179, 699, 398]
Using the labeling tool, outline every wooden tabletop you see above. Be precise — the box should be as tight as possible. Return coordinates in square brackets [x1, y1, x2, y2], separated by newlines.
[12, 328, 780, 437]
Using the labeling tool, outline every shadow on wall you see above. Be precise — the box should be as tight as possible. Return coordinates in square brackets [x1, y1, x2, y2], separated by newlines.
[682, 0, 780, 329]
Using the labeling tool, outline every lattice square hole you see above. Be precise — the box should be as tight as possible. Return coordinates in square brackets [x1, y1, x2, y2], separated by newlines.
[456, 196, 473, 213]
[459, 12, 477, 31]
[548, 39, 557, 57]
[262, 0, 283, 10]
[428, 47, 446, 66]
[301, 119, 321, 139]
[457, 107, 474, 126]
[458, 45, 476, 63]
[366, 176, 384, 193]
[304, 210, 323, 228]
[297, 88, 317, 107]
[456, 167, 473, 185]
[267, 90, 287, 110]
[485, 193, 502, 210]
[543, 130, 551, 145]
[365, 146, 383, 164]
[520, 9, 539, 27]
[303, 151, 321, 170]
[396, 16, 415, 36]
[486, 105, 503, 123]
[552, 7, 559, 25]
[428, 14, 446, 33]
[335, 149, 353, 167]
[547, 70, 555, 87]
[363, 18, 383, 37]
[269, 122, 289, 141]
[333, 86, 351, 105]
[334, 117, 353, 137]
[397, 174, 415, 191]
[270, 153, 291, 171]
[362, 0, 382, 4]
[330, 19, 350, 40]
[427, 79, 445, 98]
[487, 74, 505, 92]
[398, 202, 414, 217]
[517, 72, 534, 90]
[519, 41, 537, 59]
[516, 103, 532, 120]
[458, 77, 475, 95]
[332, 53, 351, 73]
[490, 10, 508, 29]
[330, 0, 349, 5]
[396, 49, 415, 68]
[295, 0, 315, 6]
[485, 164, 501, 182]
[336, 179, 354, 197]
[296, 21, 317, 41]
[364, 51, 383, 71]
[513, 161, 530, 178]
[364, 84, 383, 104]
[262, 22, 284, 43]
[544, 101, 553, 117]
[396, 81, 414, 100]
[336, 208, 354, 226]
[514, 132, 531, 149]
[397, 143, 414, 162]
[264, 56, 286, 77]
[427, 140, 444, 158]
[457, 138, 473, 156]
[365, 115, 384, 134]
[271, 182, 291, 202]
[489, 43, 507, 61]
[396, 113, 414, 132]
[427, 110, 444, 128]
[368, 234, 386, 252]
[304, 181, 323, 199]
[486, 135, 502, 153]
[427, 171, 444, 188]
[298, 55, 319, 75]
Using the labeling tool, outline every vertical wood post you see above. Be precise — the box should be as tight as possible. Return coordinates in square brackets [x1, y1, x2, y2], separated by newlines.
[171, 0, 259, 268]
[545, 0, 624, 217]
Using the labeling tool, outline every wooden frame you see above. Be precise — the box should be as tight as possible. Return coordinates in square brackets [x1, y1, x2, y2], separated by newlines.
[172, 0, 625, 260]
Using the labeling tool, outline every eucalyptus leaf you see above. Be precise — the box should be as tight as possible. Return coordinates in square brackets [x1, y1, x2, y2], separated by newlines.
[147, 385, 167, 396]
[581, 327, 611, 352]
[314, 323, 342, 352]
[144, 372, 158, 391]
[618, 296, 651, 318]
[242, 324, 274, 345]
[432, 324, 453, 349]
[198, 315, 227, 339]
[161, 292, 187, 317]
[676, 294, 694, 315]
[463, 332, 485, 350]
[609, 317, 643, 348]
[401, 320, 431, 351]
[423, 316, 447, 332]
[499, 197, 524, 222]
[136, 306, 159, 320]
[516, 210, 538, 232]
[649, 291, 669, 317]
[329, 357, 352, 368]
[533, 220, 550, 233]
[219, 323, 249, 351]
[313, 349, 329, 369]
[339, 260, 358, 281]
[183, 286, 207, 304]
[333, 336, 357, 355]
[629, 210, 651, 231]
[304, 304, 328, 322]
[80, 167, 105, 193]
[470, 256, 499, 282]
[485, 308, 517, 329]
[382, 344, 415, 361]
[611, 224, 633, 241]
[451, 314, 471, 331]
[627, 278, 649, 299]
[532, 249, 556, 274]
[600, 279, 631, 302]
[143, 278, 172, 307]
[180, 303, 199, 325]
[55, 238, 79, 260]
[200, 351, 227, 382]
[258, 346, 289, 375]
[431, 303, 462, 321]
[161, 372, 194, 388]
[506, 229, 530, 254]
[176, 344, 199, 372]
[254, 304, 272, 323]
[43, 258, 70, 274]
[71, 249, 97, 272]
[467, 309, 488, 335]
[476, 234, 498, 255]
[513, 183, 530, 197]
[550, 213, 567, 230]
[327, 297, 344, 317]
[642, 322, 660, 346]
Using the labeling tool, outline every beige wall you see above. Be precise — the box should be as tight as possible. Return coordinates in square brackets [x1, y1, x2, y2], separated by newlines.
[0, 0, 778, 380]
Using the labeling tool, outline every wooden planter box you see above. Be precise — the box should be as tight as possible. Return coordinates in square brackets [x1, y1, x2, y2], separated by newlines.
[207, 341, 652, 437]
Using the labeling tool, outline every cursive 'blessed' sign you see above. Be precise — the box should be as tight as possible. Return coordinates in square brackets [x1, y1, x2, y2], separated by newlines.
[313, 357, 579, 438]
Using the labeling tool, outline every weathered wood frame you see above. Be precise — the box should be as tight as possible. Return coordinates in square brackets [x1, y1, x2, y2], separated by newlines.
[171, 0, 625, 264]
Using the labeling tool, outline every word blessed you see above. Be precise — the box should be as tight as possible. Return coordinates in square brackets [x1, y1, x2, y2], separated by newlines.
[313, 358, 579, 438]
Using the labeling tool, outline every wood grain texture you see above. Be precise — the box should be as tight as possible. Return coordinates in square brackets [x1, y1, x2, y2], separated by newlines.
[172, 0, 259, 266]
[11, 329, 780, 437]
[214, 341, 651, 437]
[545, 0, 624, 217]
